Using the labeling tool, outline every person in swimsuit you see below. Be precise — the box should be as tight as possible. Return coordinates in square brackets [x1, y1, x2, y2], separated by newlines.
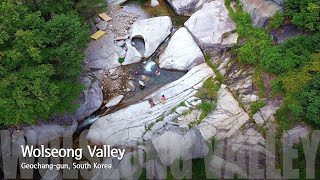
[161, 95, 166, 104]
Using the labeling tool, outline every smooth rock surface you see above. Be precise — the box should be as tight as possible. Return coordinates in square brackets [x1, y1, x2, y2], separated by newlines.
[197, 85, 249, 140]
[105, 95, 124, 108]
[175, 106, 190, 115]
[239, 0, 283, 27]
[184, 0, 236, 49]
[123, 40, 142, 65]
[95, 21, 108, 30]
[152, 127, 209, 165]
[24, 120, 78, 145]
[87, 63, 214, 146]
[85, 30, 121, 71]
[166, 0, 209, 16]
[159, 27, 204, 71]
[282, 125, 310, 145]
[75, 77, 103, 120]
[253, 104, 279, 125]
[130, 16, 172, 58]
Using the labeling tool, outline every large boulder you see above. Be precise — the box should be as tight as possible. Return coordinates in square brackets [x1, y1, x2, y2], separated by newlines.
[184, 0, 237, 49]
[122, 40, 142, 65]
[196, 84, 250, 140]
[152, 127, 209, 166]
[86, 63, 214, 147]
[166, 0, 209, 16]
[129, 16, 172, 58]
[239, 0, 283, 27]
[75, 77, 103, 120]
[85, 30, 121, 71]
[159, 27, 204, 71]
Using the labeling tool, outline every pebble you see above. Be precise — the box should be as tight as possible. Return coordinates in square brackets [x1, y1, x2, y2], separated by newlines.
[111, 74, 119, 80]
[116, 40, 126, 47]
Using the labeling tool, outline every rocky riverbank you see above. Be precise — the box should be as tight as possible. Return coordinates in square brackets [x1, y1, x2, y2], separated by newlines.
[2, 0, 313, 179]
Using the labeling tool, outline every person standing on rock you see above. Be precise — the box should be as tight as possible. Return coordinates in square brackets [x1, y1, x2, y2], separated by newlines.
[161, 95, 166, 104]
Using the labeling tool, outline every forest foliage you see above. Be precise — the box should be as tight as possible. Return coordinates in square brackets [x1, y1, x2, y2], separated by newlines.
[0, 0, 106, 125]
[226, 0, 320, 126]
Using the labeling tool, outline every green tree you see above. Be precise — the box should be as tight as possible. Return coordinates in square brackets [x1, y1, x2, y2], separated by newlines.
[20, 0, 107, 19]
[0, 0, 89, 125]
[273, 54, 320, 125]
[261, 33, 320, 74]
[267, 12, 285, 30]
[285, 0, 320, 32]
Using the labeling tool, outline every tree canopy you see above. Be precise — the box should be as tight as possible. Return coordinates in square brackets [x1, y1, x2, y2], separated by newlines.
[0, 0, 103, 125]
[285, 0, 320, 32]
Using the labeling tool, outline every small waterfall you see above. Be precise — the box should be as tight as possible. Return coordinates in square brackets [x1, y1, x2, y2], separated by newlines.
[143, 60, 156, 72]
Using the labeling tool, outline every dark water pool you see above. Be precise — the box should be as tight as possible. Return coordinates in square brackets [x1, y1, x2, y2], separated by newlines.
[122, 0, 189, 26]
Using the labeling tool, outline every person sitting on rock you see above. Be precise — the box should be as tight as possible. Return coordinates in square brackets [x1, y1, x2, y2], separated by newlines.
[161, 95, 166, 104]
[155, 70, 161, 76]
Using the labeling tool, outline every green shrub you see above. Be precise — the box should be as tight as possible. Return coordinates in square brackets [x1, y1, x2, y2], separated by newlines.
[267, 12, 285, 30]
[198, 101, 216, 121]
[252, 68, 266, 97]
[261, 33, 320, 74]
[118, 57, 125, 63]
[285, 0, 320, 32]
[0, 1, 91, 125]
[196, 78, 220, 101]
[250, 100, 266, 115]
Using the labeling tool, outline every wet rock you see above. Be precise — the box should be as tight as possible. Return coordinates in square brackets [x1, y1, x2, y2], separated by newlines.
[184, 0, 236, 49]
[166, 0, 209, 16]
[152, 127, 209, 166]
[95, 21, 108, 30]
[75, 77, 103, 120]
[159, 27, 204, 71]
[130, 16, 172, 58]
[139, 80, 146, 87]
[87, 63, 214, 147]
[141, 75, 148, 81]
[196, 84, 249, 140]
[105, 95, 124, 108]
[239, 0, 283, 27]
